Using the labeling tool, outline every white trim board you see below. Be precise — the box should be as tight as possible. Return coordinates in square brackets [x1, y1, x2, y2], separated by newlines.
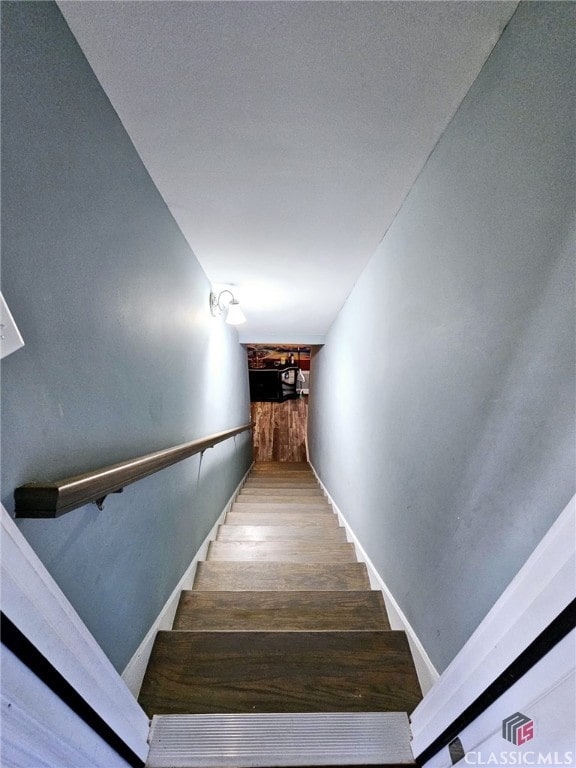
[121, 463, 254, 697]
[1, 644, 136, 768]
[308, 463, 439, 696]
[0, 504, 150, 763]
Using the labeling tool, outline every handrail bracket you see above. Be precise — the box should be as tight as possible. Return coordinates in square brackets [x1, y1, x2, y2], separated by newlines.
[94, 488, 124, 511]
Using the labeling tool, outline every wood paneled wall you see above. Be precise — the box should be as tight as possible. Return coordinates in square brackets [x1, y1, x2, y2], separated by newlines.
[251, 398, 308, 462]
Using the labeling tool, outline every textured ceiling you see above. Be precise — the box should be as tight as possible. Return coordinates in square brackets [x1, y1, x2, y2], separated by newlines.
[59, 1, 517, 343]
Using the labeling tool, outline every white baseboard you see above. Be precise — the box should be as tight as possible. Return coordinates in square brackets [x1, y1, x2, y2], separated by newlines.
[121, 463, 253, 698]
[308, 463, 439, 696]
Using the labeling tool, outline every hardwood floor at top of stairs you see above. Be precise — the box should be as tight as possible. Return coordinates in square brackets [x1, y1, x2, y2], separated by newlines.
[251, 400, 308, 462]
[139, 461, 422, 762]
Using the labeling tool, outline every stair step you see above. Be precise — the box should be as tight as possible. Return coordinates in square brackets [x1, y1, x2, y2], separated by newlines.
[193, 562, 371, 591]
[250, 468, 314, 475]
[147, 712, 415, 767]
[173, 591, 390, 631]
[138, 631, 422, 716]
[239, 487, 323, 496]
[244, 479, 319, 488]
[253, 462, 311, 472]
[216, 524, 347, 542]
[235, 495, 328, 505]
[231, 504, 332, 516]
[225, 512, 340, 527]
[207, 541, 357, 563]
[247, 475, 316, 482]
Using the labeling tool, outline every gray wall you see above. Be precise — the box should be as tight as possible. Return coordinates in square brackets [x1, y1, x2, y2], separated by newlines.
[1, 1, 252, 672]
[308, 2, 575, 673]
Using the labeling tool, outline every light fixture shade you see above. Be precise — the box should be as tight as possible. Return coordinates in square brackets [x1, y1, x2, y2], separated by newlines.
[225, 299, 246, 325]
[210, 289, 246, 324]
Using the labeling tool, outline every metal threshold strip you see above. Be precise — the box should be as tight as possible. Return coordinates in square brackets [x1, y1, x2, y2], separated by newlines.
[147, 712, 414, 767]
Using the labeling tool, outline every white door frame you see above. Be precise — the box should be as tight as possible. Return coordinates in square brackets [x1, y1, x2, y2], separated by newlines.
[1, 505, 150, 766]
[410, 495, 576, 764]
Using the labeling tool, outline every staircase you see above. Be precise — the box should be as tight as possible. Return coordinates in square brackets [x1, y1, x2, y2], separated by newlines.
[140, 462, 422, 767]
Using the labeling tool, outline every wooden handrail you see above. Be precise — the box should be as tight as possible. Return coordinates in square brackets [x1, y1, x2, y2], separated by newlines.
[14, 423, 252, 519]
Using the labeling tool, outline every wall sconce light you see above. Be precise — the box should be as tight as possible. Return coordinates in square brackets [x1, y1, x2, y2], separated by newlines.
[209, 289, 246, 325]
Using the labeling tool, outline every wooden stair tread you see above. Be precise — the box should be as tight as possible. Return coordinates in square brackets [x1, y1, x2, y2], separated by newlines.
[207, 541, 357, 563]
[216, 524, 347, 542]
[174, 591, 390, 631]
[235, 495, 328, 505]
[253, 462, 311, 471]
[193, 562, 371, 591]
[250, 470, 314, 476]
[250, 474, 314, 478]
[252, 465, 313, 470]
[225, 512, 340, 527]
[239, 487, 322, 496]
[231, 503, 332, 515]
[244, 479, 319, 488]
[138, 630, 422, 716]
